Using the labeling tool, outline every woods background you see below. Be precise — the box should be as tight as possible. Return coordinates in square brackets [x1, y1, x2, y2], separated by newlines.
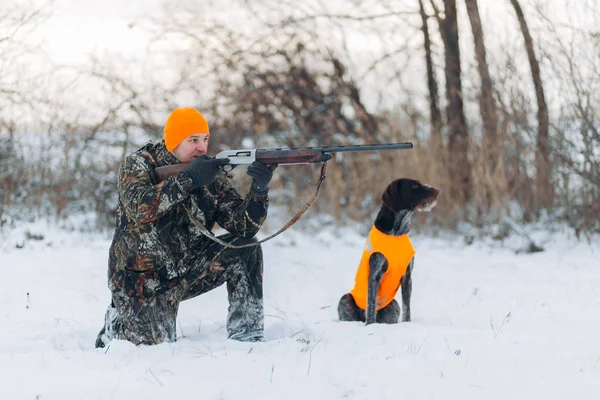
[1, 0, 598, 241]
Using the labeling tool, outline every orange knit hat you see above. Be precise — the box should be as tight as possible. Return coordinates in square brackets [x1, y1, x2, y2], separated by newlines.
[163, 108, 210, 151]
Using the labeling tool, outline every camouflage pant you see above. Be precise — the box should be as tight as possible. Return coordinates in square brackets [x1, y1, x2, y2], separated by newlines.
[96, 234, 264, 346]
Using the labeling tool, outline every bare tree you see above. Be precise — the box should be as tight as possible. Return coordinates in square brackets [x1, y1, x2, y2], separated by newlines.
[0, 0, 54, 225]
[464, 0, 499, 152]
[0, 1, 53, 114]
[464, 0, 506, 215]
[418, 0, 442, 143]
[509, 0, 552, 209]
[534, 1, 600, 236]
[431, 0, 472, 206]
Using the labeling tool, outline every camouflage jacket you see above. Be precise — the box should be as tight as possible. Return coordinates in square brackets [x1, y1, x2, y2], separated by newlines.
[108, 140, 269, 300]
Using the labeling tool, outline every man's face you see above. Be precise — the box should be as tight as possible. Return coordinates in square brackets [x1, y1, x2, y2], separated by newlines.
[171, 134, 209, 163]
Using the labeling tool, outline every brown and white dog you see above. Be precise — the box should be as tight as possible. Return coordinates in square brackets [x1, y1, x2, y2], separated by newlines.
[338, 178, 439, 325]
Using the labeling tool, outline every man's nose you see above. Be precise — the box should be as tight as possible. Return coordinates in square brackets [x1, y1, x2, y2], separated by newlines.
[196, 142, 207, 152]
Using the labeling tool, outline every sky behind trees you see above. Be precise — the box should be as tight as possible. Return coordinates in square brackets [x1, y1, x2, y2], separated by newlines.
[31, 0, 588, 114]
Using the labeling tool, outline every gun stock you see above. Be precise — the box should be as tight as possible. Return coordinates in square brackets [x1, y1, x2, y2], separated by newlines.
[154, 163, 190, 183]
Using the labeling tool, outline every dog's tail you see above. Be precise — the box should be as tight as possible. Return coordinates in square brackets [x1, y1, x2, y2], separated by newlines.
[366, 252, 388, 325]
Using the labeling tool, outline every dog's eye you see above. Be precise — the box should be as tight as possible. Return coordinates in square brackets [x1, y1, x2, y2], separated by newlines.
[411, 184, 420, 189]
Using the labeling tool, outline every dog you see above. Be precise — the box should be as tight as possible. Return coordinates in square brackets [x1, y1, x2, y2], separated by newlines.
[338, 178, 439, 325]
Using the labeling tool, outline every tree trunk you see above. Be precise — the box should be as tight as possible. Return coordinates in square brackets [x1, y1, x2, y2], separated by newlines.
[419, 0, 442, 143]
[439, 0, 472, 205]
[509, 0, 552, 209]
[465, 0, 503, 214]
[464, 0, 499, 152]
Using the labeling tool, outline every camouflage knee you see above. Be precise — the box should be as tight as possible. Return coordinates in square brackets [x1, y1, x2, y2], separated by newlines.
[98, 293, 179, 346]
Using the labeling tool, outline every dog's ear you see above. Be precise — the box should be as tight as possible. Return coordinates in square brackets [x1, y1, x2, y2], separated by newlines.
[381, 179, 407, 212]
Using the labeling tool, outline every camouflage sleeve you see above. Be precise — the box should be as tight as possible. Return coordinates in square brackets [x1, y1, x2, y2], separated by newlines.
[118, 154, 194, 224]
[210, 172, 269, 238]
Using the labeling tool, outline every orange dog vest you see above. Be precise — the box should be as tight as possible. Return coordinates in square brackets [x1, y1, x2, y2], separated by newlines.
[349, 227, 415, 311]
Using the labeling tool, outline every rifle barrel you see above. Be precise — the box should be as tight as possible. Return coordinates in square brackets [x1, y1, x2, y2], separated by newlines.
[257, 142, 413, 153]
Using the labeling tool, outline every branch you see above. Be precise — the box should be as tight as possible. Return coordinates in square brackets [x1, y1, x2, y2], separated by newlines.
[283, 10, 418, 25]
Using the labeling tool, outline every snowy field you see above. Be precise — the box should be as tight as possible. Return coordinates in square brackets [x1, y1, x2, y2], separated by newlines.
[1, 217, 599, 400]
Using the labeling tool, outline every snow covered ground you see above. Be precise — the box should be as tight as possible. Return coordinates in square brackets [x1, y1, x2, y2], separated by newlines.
[1, 217, 599, 400]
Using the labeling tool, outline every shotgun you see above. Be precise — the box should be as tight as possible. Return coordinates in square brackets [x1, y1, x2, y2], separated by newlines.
[155, 142, 413, 183]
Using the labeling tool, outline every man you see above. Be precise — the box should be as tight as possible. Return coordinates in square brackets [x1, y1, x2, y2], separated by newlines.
[96, 107, 276, 347]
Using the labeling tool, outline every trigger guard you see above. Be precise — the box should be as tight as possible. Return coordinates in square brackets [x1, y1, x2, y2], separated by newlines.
[222, 164, 236, 173]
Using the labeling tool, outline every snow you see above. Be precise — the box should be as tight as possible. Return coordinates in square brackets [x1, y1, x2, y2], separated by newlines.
[1, 217, 599, 399]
